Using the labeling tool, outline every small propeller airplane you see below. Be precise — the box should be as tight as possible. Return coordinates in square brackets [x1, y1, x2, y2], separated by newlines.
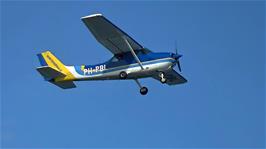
[36, 13, 187, 95]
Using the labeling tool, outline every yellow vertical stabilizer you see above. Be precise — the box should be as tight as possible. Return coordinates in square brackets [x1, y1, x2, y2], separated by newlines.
[38, 51, 75, 81]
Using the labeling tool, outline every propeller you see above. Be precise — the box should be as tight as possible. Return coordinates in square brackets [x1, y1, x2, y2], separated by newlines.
[174, 42, 182, 72]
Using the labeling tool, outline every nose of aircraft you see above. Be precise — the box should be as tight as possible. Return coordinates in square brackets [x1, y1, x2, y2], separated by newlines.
[171, 53, 182, 72]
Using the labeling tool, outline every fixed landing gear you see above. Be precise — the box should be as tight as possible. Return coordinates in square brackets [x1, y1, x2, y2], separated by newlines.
[159, 72, 167, 84]
[119, 71, 127, 79]
[134, 79, 148, 95]
[140, 87, 148, 95]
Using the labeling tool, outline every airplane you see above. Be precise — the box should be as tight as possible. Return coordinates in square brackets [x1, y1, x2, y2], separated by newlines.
[36, 13, 187, 95]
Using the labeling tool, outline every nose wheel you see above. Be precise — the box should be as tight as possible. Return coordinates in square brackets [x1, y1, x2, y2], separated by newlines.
[134, 79, 148, 95]
[159, 72, 167, 84]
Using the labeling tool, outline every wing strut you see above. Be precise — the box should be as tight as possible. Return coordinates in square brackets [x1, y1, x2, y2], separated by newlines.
[123, 37, 144, 70]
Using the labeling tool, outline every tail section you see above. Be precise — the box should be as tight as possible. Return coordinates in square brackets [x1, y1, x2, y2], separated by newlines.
[37, 51, 76, 88]
[36, 66, 66, 79]
[37, 51, 67, 73]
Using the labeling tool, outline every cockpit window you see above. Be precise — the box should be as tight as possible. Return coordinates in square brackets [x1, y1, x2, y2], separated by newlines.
[141, 48, 152, 54]
[116, 54, 124, 60]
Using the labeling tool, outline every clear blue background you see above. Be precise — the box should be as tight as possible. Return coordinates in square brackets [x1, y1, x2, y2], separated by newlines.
[1, 1, 265, 148]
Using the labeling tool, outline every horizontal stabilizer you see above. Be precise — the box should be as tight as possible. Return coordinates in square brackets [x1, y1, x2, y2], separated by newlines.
[49, 81, 76, 89]
[36, 66, 66, 80]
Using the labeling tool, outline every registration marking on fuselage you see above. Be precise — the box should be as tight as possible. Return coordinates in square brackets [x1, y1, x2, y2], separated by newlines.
[83, 64, 106, 75]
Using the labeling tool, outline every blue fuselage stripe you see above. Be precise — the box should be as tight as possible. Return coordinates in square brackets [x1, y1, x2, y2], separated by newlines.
[74, 58, 175, 76]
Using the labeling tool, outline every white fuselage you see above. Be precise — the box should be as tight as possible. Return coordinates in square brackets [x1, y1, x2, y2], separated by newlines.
[66, 57, 175, 81]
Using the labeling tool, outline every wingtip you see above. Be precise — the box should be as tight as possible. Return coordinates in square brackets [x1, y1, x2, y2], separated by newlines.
[81, 13, 103, 19]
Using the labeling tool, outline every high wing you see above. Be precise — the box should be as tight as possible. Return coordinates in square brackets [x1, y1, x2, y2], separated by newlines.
[81, 14, 151, 55]
[153, 69, 187, 85]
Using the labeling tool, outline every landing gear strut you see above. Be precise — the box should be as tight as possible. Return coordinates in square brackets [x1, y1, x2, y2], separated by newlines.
[134, 79, 148, 95]
[159, 72, 167, 84]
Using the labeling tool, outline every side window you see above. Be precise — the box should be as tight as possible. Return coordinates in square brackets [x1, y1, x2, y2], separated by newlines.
[111, 56, 119, 62]
[110, 54, 124, 62]
[116, 54, 124, 60]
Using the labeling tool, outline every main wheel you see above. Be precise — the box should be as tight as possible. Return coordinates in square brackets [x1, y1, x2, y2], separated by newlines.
[140, 87, 148, 95]
[119, 71, 127, 79]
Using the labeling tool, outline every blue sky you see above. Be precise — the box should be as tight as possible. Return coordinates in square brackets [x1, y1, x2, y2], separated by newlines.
[1, 1, 265, 148]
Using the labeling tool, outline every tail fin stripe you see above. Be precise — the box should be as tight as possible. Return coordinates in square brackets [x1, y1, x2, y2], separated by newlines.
[37, 53, 47, 66]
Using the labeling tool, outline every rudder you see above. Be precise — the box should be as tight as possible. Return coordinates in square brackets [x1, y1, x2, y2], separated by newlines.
[37, 51, 75, 81]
